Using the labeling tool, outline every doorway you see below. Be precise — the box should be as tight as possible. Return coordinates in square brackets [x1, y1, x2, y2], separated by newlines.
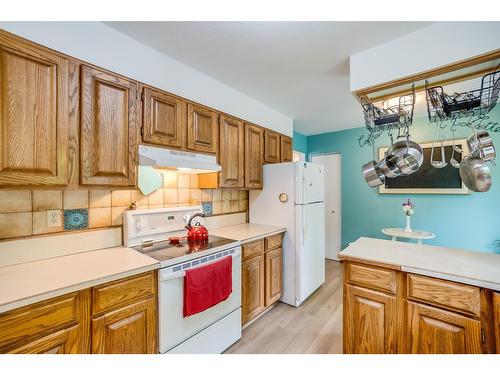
[310, 153, 341, 261]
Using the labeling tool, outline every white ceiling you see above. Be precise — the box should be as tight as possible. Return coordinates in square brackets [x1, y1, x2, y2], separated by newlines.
[105, 22, 432, 135]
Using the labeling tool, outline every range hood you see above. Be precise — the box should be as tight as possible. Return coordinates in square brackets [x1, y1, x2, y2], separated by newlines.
[138, 145, 221, 173]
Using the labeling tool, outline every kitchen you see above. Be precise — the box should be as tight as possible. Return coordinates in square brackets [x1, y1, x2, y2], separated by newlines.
[0, 8, 500, 372]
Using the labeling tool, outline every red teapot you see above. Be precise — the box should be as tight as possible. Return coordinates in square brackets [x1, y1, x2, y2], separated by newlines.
[185, 213, 209, 242]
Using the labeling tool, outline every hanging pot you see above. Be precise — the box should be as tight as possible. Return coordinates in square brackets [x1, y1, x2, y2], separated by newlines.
[362, 160, 385, 187]
[459, 155, 492, 192]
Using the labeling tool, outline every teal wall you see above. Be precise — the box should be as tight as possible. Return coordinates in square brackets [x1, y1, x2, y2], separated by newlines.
[293, 131, 308, 154]
[307, 106, 500, 254]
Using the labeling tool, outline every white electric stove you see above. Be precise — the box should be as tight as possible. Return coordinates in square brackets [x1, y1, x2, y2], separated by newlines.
[124, 206, 242, 354]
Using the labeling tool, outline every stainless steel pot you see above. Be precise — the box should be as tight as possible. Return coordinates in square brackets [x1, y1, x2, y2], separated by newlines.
[362, 160, 385, 187]
[459, 154, 492, 192]
[388, 138, 423, 176]
[378, 153, 401, 178]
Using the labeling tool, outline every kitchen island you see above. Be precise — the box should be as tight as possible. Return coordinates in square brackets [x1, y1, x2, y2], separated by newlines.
[339, 237, 500, 354]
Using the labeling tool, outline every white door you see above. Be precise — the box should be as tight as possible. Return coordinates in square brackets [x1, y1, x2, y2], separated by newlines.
[294, 162, 324, 204]
[311, 154, 341, 261]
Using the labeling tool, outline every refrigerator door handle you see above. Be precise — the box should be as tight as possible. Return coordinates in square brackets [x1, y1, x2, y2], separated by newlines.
[302, 176, 307, 245]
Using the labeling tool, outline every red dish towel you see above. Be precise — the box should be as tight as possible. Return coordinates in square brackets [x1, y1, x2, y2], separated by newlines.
[183, 256, 233, 317]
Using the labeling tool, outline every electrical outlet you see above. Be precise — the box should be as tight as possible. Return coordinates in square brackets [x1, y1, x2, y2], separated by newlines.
[47, 210, 61, 227]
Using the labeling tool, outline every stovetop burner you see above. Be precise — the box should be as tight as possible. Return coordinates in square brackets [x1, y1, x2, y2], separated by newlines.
[134, 235, 237, 262]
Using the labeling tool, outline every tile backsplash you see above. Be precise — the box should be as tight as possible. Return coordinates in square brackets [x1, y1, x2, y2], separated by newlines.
[0, 171, 248, 240]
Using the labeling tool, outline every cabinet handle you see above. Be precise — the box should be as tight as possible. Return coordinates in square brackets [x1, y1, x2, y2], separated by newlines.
[481, 329, 486, 343]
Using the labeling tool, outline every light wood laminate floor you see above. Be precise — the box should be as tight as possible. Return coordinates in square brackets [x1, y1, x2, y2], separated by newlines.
[225, 260, 343, 354]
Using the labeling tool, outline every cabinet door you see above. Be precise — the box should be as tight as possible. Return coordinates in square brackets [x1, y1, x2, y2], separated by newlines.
[280, 135, 293, 162]
[142, 87, 186, 149]
[265, 247, 282, 307]
[264, 130, 280, 164]
[407, 301, 482, 354]
[92, 297, 157, 354]
[344, 284, 396, 354]
[80, 65, 138, 186]
[187, 103, 218, 154]
[494, 292, 500, 353]
[242, 255, 265, 325]
[0, 32, 68, 186]
[219, 115, 244, 188]
[244, 123, 264, 189]
[6, 325, 80, 354]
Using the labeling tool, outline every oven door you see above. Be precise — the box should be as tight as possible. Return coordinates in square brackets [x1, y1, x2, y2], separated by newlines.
[158, 246, 241, 353]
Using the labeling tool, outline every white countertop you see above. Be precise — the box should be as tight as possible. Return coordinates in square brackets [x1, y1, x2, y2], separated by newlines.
[211, 223, 286, 243]
[0, 247, 159, 314]
[339, 237, 500, 291]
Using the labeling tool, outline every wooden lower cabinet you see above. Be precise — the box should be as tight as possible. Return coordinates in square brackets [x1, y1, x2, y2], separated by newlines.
[407, 301, 482, 354]
[92, 297, 157, 354]
[342, 260, 491, 354]
[344, 284, 396, 354]
[265, 247, 282, 307]
[0, 271, 157, 354]
[492, 292, 500, 352]
[242, 254, 265, 324]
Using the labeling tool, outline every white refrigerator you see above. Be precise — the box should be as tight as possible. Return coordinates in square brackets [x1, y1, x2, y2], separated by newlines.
[249, 162, 325, 307]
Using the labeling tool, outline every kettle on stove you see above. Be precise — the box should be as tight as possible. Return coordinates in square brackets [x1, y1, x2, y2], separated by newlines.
[185, 213, 209, 242]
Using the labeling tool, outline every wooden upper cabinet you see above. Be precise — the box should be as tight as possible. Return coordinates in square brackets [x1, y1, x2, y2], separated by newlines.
[80, 65, 138, 186]
[187, 103, 218, 154]
[244, 123, 264, 189]
[344, 284, 396, 354]
[142, 86, 186, 149]
[264, 130, 280, 164]
[407, 301, 482, 354]
[280, 135, 293, 162]
[219, 115, 244, 188]
[0, 32, 69, 186]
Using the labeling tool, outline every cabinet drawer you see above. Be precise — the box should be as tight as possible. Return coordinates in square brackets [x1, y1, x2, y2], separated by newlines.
[92, 272, 156, 316]
[407, 274, 480, 317]
[242, 239, 265, 261]
[0, 290, 89, 352]
[345, 262, 397, 294]
[265, 234, 282, 251]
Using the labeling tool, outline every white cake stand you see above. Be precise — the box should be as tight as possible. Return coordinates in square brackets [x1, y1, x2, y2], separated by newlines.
[381, 228, 435, 245]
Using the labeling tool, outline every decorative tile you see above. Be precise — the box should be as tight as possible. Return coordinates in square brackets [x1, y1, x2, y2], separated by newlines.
[202, 202, 213, 216]
[88, 207, 112, 228]
[63, 190, 88, 209]
[0, 190, 32, 213]
[33, 190, 62, 211]
[163, 171, 178, 188]
[178, 173, 190, 188]
[0, 212, 32, 239]
[63, 209, 89, 231]
[89, 190, 112, 208]
[111, 206, 127, 226]
[111, 190, 131, 207]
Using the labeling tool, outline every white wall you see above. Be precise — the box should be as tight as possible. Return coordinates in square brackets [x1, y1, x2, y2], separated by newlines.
[0, 22, 293, 136]
[350, 22, 500, 92]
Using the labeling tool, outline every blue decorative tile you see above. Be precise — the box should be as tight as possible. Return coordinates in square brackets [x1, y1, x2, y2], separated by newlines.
[64, 209, 89, 231]
[202, 202, 213, 216]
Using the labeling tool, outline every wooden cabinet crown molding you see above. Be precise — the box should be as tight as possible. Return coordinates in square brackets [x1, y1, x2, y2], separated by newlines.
[80, 65, 138, 186]
[0, 31, 69, 186]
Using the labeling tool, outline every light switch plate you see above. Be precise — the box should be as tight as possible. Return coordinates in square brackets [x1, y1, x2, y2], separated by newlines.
[47, 210, 61, 227]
